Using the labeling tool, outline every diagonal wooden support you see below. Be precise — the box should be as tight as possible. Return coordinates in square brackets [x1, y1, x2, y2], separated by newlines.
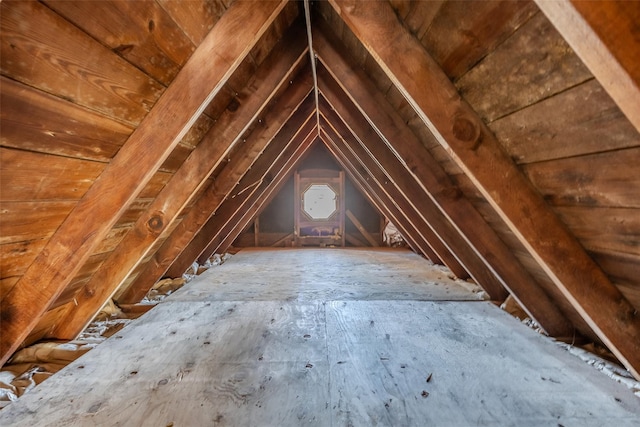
[166, 96, 316, 278]
[330, 0, 640, 378]
[197, 121, 317, 261]
[535, 0, 640, 133]
[346, 210, 379, 247]
[0, 0, 287, 364]
[212, 128, 318, 256]
[319, 129, 440, 263]
[52, 31, 309, 339]
[320, 109, 488, 287]
[314, 28, 573, 336]
[114, 75, 314, 305]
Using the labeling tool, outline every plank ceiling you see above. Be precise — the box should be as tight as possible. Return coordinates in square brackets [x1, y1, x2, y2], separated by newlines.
[1, 0, 639, 379]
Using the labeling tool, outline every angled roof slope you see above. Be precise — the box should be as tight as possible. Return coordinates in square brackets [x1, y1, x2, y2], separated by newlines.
[1, 0, 639, 379]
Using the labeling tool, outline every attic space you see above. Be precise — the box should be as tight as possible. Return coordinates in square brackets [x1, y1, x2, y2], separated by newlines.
[1, 0, 640, 423]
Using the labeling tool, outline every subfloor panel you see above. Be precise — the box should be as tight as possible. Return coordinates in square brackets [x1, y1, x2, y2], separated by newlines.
[1, 248, 639, 426]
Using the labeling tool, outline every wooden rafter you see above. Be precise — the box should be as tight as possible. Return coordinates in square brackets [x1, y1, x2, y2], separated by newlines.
[112, 77, 314, 305]
[535, 0, 640, 133]
[213, 128, 318, 256]
[319, 128, 438, 261]
[329, 0, 640, 378]
[51, 30, 309, 339]
[321, 107, 469, 276]
[319, 104, 503, 293]
[166, 95, 316, 278]
[197, 120, 317, 260]
[314, 27, 573, 337]
[0, 0, 287, 365]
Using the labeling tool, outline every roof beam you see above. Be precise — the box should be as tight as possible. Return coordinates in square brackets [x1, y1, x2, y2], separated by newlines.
[196, 118, 316, 261]
[535, 0, 640, 133]
[212, 128, 318, 256]
[166, 95, 316, 278]
[111, 78, 313, 305]
[117, 83, 311, 304]
[319, 99, 504, 294]
[51, 28, 309, 339]
[0, 0, 287, 364]
[314, 26, 572, 337]
[330, 0, 640, 378]
[319, 127, 442, 263]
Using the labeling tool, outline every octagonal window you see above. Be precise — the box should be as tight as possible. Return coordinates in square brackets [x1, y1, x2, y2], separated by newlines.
[302, 184, 337, 220]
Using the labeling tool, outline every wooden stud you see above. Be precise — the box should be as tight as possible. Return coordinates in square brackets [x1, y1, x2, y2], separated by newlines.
[319, 97, 507, 300]
[51, 23, 307, 340]
[173, 101, 314, 272]
[330, 0, 640, 378]
[0, 0, 288, 364]
[535, 0, 640, 134]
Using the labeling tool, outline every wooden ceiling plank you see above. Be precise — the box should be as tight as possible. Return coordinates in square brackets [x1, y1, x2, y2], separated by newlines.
[535, 0, 640, 134]
[214, 129, 318, 256]
[330, 0, 640, 378]
[0, 0, 163, 127]
[319, 128, 441, 263]
[0, 0, 288, 364]
[165, 96, 316, 278]
[0, 76, 133, 162]
[314, 28, 572, 336]
[319, 105, 507, 294]
[172, 104, 314, 270]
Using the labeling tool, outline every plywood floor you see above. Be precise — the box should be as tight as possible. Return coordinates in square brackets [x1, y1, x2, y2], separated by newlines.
[1, 248, 639, 426]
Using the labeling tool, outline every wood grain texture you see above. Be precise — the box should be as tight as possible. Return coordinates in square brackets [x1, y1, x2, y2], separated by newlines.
[0, 77, 133, 162]
[157, 0, 227, 45]
[536, 0, 640, 133]
[55, 80, 309, 338]
[206, 126, 317, 258]
[0, 239, 47, 279]
[329, 0, 640, 378]
[491, 79, 640, 164]
[0, 0, 164, 126]
[556, 206, 640, 257]
[167, 96, 316, 276]
[0, 201, 75, 245]
[1, 249, 638, 426]
[455, 11, 592, 122]
[0, 148, 103, 201]
[116, 80, 313, 304]
[319, 93, 509, 299]
[420, 0, 538, 80]
[53, 30, 308, 333]
[523, 148, 640, 209]
[44, 0, 196, 86]
[346, 210, 378, 247]
[0, 0, 288, 365]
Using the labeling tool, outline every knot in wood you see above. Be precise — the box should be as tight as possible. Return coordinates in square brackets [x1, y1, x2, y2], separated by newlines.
[452, 114, 481, 147]
[146, 214, 164, 234]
